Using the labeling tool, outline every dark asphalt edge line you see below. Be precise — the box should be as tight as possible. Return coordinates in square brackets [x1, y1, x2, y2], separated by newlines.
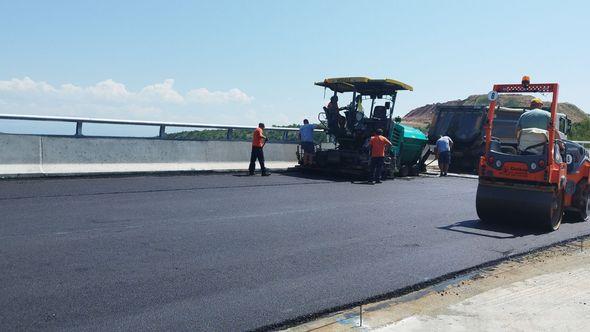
[250, 232, 590, 332]
[0, 179, 337, 202]
[0, 168, 298, 182]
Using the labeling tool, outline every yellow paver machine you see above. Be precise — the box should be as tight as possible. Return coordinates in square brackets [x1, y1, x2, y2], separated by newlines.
[297, 77, 429, 178]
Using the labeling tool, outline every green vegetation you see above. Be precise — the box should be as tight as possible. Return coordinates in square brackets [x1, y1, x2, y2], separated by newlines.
[166, 124, 328, 143]
[570, 118, 590, 141]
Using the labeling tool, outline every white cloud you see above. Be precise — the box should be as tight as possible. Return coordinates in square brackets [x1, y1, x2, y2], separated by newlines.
[139, 79, 184, 104]
[0, 77, 57, 94]
[87, 79, 132, 102]
[0, 77, 253, 106]
[186, 87, 254, 104]
[0, 77, 259, 125]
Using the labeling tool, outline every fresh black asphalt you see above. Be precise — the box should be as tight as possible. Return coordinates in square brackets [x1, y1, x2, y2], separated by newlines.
[1, 173, 589, 331]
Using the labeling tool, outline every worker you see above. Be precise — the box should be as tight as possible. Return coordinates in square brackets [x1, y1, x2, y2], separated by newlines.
[248, 123, 270, 176]
[516, 98, 550, 140]
[435, 135, 453, 176]
[368, 128, 392, 184]
[355, 95, 364, 114]
[345, 95, 363, 131]
[516, 98, 563, 155]
[323, 95, 346, 135]
[299, 119, 316, 166]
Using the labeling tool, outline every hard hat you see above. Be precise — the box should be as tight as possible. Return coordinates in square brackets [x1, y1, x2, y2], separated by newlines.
[531, 98, 543, 105]
[522, 75, 531, 85]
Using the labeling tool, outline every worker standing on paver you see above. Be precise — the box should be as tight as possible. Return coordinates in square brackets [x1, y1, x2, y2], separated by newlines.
[435, 135, 453, 176]
[249, 123, 270, 176]
[299, 119, 316, 166]
[368, 128, 392, 184]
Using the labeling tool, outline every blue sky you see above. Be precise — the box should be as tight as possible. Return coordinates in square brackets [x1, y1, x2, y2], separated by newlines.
[0, 0, 588, 131]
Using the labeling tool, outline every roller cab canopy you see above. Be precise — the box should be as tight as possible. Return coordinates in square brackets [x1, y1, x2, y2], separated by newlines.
[315, 77, 413, 96]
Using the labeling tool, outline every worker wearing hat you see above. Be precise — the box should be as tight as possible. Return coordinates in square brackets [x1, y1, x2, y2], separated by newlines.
[367, 128, 392, 184]
[516, 98, 550, 140]
[516, 98, 563, 155]
[249, 123, 270, 176]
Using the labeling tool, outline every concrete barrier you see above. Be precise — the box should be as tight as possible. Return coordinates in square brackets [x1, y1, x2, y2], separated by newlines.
[0, 133, 299, 177]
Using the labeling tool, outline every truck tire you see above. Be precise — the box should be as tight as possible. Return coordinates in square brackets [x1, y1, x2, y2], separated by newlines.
[570, 185, 589, 222]
[399, 165, 409, 177]
[545, 191, 564, 232]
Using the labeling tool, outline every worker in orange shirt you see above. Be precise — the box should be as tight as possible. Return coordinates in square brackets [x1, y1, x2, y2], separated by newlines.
[368, 128, 392, 184]
[249, 123, 270, 176]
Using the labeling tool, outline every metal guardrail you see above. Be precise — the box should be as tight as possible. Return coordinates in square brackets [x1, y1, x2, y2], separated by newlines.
[0, 113, 324, 142]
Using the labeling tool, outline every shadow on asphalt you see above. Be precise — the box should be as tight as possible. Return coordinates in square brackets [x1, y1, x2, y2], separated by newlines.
[280, 169, 427, 183]
[438, 219, 546, 239]
[232, 173, 255, 177]
[279, 170, 355, 182]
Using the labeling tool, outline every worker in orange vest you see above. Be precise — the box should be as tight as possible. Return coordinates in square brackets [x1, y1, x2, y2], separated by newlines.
[249, 123, 270, 176]
[368, 128, 392, 184]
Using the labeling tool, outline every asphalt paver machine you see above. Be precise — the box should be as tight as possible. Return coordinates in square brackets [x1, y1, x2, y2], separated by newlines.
[301, 77, 427, 178]
[476, 77, 590, 231]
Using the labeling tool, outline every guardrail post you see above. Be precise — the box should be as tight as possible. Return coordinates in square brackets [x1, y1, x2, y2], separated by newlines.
[159, 125, 166, 138]
[75, 121, 83, 137]
[226, 128, 233, 140]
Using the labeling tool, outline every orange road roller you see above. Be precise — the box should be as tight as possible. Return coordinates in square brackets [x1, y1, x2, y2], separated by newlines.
[476, 77, 590, 231]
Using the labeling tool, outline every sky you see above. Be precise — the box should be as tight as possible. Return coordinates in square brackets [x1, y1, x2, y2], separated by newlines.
[0, 0, 589, 134]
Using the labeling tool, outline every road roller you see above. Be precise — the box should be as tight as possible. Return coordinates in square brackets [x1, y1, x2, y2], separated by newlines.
[476, 77, 590, 231]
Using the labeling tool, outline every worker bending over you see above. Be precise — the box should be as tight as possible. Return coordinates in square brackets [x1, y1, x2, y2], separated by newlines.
[249, 123, 270, 176]
[368, 129, 392, 184]
[435, 135, 453, 176]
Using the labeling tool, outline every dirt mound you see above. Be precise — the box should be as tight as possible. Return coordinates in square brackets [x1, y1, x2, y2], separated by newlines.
[404, 95, 588, 128]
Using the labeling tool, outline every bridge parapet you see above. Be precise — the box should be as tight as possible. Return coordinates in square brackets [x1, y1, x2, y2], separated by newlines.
[0, 114, 326, 178]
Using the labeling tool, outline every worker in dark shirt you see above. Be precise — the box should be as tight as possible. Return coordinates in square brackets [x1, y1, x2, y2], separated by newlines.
[323, 95, 346, 135]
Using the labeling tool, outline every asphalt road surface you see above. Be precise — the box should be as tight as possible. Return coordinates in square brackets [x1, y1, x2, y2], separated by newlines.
[1, 173, 589, 331]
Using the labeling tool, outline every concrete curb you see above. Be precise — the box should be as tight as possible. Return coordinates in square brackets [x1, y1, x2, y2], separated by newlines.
[424, 171, 478, 179]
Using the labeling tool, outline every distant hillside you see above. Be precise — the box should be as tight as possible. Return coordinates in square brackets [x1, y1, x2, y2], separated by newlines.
[166, 124, 327, 143]
[403, 94, 588, 129]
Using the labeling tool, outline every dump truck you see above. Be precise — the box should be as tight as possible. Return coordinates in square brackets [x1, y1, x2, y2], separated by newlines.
[428, 104, 571, 173]
[476, 77, 590, 231]
[297, 77, 428, 178]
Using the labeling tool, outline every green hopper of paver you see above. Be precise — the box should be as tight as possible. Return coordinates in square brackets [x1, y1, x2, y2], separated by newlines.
[390, 121, 429, 176]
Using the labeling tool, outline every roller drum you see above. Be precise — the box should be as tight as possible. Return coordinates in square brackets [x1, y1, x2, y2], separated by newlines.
[476, 182, 563, 231]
